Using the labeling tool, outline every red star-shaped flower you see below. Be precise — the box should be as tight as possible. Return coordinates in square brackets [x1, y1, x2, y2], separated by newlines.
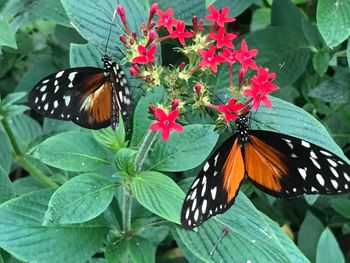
[132, 45, 156, 64]
[156, 8, 178, 33]
[170, 21, 194, 45]
[149, 108, 184, 141]
[208, 27, 236, 48]
[205, 5, 235, 27]
[244, 67, 279, 110]
[217, 97, 245, 122]
[234, 39, 258, 77]
[198, 44, 225, 73]
[220, 48, 237, 65]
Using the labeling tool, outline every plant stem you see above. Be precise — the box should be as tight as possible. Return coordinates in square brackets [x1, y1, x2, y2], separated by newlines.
[1, 117, 58, 188]
[135, 129, 158, 174]
[122, 182, 132, 234]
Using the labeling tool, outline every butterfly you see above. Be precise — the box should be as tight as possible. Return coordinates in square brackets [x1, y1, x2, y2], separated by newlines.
[181, 116, 350, 229]
[28, 55, 131, 130]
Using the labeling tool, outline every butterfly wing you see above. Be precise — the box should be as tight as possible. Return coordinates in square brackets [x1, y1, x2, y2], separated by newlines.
[181, 135, 245, 229]
[245, 130, 350, 197]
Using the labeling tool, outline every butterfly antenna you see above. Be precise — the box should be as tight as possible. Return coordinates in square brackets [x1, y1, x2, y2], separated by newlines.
[207, 89, 226, 105]
[209, 227, 229, 256]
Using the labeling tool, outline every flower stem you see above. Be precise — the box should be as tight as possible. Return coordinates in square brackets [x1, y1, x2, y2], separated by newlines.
[122, 182, 132, 234]
[1, 117, 58, 188]
[135, 129, 158, 174]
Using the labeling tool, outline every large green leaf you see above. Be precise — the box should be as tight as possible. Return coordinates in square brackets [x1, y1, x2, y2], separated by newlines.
[298, 211, 324, 262]
[146, 124, 218, 172]
[131, 86, 166, 147]
[0, 130, 14, 203]
[0, 20, 16, 49]
[45, 173, 117, 224]
[61, 0, 148, 57]
[316, 0, 350, 47]
[0, 0, 69, 30]
[251, 96, 349, 162]
[131, 171, 185, 224]
[330, 198, 350, 219]
[105, 236, 156, 263]
[244, 27, 310, 86]
[70, 43, 101, 67]
[0, 190, 109, 263]
[316, 228, 344, 263]
[173, 192, 308, 263]
[30, 131, 109, 172]
[250, 8, 271, 31]
[309, 73, 350, 104]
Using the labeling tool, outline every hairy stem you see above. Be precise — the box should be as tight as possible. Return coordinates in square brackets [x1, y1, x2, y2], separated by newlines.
[1, 117, 58, 188]
[122, 182, 132, 234]
[135, 129, 158, 174]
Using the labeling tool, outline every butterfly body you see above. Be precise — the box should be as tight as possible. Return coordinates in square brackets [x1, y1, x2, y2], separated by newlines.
[181, 116, 350, 229]
[28, 55, 131, 130]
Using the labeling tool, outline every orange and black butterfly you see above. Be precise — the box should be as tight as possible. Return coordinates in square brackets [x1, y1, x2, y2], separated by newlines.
[28, 55, 131, 130]
[181, 116, 350, 229]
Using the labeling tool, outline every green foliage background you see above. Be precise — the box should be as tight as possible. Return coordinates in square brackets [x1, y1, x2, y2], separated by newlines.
[0, 0, 349, 262]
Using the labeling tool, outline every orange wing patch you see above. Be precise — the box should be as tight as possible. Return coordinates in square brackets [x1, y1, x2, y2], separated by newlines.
[222, 139, 245, 202]
[81, 82, 111, 125]
[245, 135, 288, 193]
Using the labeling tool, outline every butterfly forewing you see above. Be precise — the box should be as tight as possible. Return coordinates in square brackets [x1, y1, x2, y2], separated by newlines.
[28, 59, 131, 130]
[181, 135, 245, 229]
[246, 130, 350, 197]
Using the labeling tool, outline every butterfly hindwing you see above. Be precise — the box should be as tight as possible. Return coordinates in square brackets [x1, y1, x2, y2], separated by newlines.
[181, 135, 245, 229]
[246, 130, 350, 197]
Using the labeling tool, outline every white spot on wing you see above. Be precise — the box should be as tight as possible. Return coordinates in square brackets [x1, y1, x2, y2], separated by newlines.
[320, 150, 332, 156]
[344, 172, 350, 182]
[194, 209, 199, 221]
[54, 86, 59, 93]
[211, 187, 217, 200]
[202, 199, 207, 214]
[41, 93, 47, 102]
[316, 173, 325, 186]
[40, 85, 47, 92]
[54, 100, 58, 108]
[185, 208, 190, 219]
[192, 178, 199, 189]
[191, 198, 197, 211]
[56, 70, 64, 78]
[310, 150, 317, 159]
[44, 103, 49, 111]
[203, 162, 209, 172]
[327, 159, 338, 167]
[310, 157, 321, 169]
[301, 140, 310, 148]
[63, 95, 71, 106]
[331, 179, 338, 189]
[330, 167, 339, 178]
[298, 167, 307, 179]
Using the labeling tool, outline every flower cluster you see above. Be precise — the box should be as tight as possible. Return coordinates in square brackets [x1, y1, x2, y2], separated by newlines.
[115, 4, 279, 141]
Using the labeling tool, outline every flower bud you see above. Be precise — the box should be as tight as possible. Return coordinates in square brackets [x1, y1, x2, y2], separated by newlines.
[179, 62, 186, 72]
[171, 99, 180, 110]
[119, 35, 127, 44]
[148, 104, 156, 115]
[150, 3, 158, 14]
[148, 30, 157, 41]
[116, 5, 125, 18]
[194, 83, 202, 94]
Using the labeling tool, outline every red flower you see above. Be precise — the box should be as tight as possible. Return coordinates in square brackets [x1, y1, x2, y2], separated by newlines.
[217, 97, 245, 122]
[208, 27, 236, 49]
[149, 108, 184, 141]
[198, 44, 225, 73]
[220, 48, 236, 65]
[156, 8, 178, 33]
[170, 21, 193, 45]
[234, 39, 258, 77]
[205, 5, 235, 27]
[132, 45, 156, 64]
[244, 67, 279, 110]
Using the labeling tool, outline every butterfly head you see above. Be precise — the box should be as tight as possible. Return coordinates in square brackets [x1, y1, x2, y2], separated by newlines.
[235, 116, 249, 145]
[102, 55, 113, 77]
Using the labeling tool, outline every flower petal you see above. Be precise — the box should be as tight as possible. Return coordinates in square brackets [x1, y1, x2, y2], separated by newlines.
[149, 122, 163, 131]
[154, 108, 167, 120]
[161, 128, 170, 141]
[168, 109, 180, 122]
[170, 122, 184, 132]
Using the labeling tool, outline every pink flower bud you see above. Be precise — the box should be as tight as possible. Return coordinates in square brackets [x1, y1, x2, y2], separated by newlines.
[194, 83, 202, 93]
[179, 62, 186, 72]
[119, 35, 127, 44]
[150, 3, 158, 14]
[192, 16, 198, 28]
[116, 5, 125, 18]
[148, 30, 157, 41]
[171, 99, 180, 110]
[148, 104, 156, 115]
[129, 67, 139, 77]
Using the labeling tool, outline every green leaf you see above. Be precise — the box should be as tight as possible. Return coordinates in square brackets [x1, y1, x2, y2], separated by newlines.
[309, 73, 350, 104]
[0, 130, 14, 203]
[330, 198, 350, 219]
[30, 131, 109, 172]
[1, 92, 26, 108]
[70, 43, 101, 67]
[0, 190, 109, 263]
[131, 86, 166, 147]
[312, 50, 329, 76]
[244, 27, 310, 86]
[131, 171, 185, 224]
[93, 115, 126, 151]
[304, 195, 319, 206]
[298, 211, 324, 262]
[8, 114, 42, 151]
[13, 176, 45, 196]
[317, 0, 350, 47]
[115, 148, 137, 177]
[0, 0, 69, 30]
[106, 236, 156, 263]
[250, 8, 271, 31]
[316, 228, 345, 263]
[0, 20, 16, 49]
[2, 105, 29, 118]
[348, 40, 350, 69]
[173, 192, 308, 263]
[146, 124, 218, 172]
[61, 0, 148, 57]
[45, 173, 116, 224]
[252, 96, 349, 162]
